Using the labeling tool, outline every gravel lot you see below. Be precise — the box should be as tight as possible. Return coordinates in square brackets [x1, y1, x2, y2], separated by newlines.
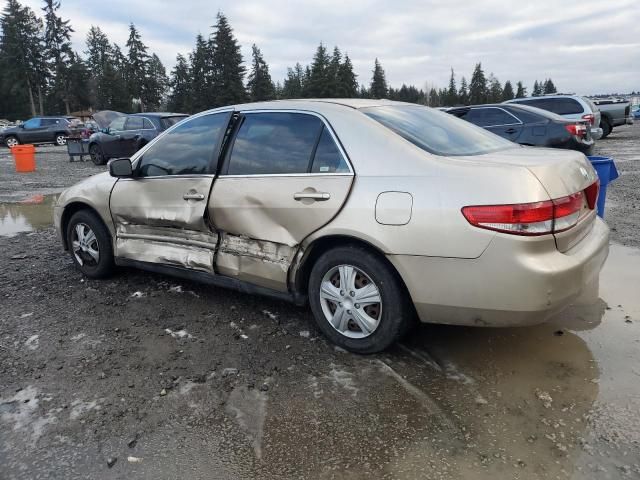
[1, 126, 639, 479]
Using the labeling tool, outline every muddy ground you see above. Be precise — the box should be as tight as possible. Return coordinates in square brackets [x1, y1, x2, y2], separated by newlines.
[0, 125, 639, 479]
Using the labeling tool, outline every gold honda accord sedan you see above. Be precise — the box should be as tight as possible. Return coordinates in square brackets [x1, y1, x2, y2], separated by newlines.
[54, 99, 609, 353]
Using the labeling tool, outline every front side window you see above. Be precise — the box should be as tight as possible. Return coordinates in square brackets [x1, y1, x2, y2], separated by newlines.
[227, 112, 323, 175]
[109, 117, 126, 132]
[125, 117, 144, 130]
[363, 105, 513, 156]
[470, 108, 520, 127]
[23, 118, 41, 129]
[136, 112, 230, 177]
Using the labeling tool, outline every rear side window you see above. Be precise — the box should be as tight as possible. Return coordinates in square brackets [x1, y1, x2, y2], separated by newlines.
[125, 117, 144, 130]
[363, 105, 512, 156]
[142, 118, 155, 129]
[227, 113, 323, 175]
[137, 112, 231, 177]
[311, 127, 349, 173]
[41, 119, 60, 126]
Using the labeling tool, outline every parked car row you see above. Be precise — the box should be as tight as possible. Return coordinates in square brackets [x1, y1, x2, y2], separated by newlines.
[446, 94, 634, 153]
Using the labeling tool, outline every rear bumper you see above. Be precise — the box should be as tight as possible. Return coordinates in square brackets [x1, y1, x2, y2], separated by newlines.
[591, 127, 603, 140]
[388, 217, 610, 327]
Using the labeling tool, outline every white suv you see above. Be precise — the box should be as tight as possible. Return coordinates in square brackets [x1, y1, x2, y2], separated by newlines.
[504, 95, 603, 140]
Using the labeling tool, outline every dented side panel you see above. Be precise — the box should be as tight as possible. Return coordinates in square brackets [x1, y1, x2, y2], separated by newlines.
[209, 175, 353, 287]
[110, 176, 217, 272]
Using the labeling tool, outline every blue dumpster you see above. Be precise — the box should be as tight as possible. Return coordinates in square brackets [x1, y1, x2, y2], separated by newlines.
[587, 156, 619, 218]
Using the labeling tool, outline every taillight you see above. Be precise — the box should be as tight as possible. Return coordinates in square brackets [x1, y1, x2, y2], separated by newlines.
[584, 180, 599, 210]
[581, 113, 595, 126]
[565, 124, 587, 136]
[462, 192, 586, 236]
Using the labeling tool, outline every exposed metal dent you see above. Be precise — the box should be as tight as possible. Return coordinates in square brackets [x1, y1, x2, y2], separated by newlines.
[116, 237, 215, 273]
[215, 234, 296, 292]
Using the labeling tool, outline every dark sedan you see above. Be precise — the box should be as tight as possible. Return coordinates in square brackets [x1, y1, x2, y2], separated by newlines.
[447, 104, 594, 154]
[88, 112, 188, 165]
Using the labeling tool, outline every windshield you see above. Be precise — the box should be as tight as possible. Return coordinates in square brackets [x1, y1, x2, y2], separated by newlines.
[363, 105, 514, 156]
[161, 116, 188, 130]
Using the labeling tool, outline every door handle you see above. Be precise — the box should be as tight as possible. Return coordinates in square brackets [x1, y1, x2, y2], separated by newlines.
[294, 192, 331, 201]
[505, 128, 517, 134]
[183, 193, 205, 201]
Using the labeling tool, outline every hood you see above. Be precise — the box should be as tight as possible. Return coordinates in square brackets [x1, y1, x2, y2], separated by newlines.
[92, 110, 125, 129]
[1, 125, 20, 136]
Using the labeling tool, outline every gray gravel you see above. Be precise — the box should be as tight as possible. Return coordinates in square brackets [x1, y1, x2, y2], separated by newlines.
[0, 126, 639, 479]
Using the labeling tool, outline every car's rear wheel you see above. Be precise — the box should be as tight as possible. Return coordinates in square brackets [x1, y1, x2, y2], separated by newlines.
[55, 133, 67, 146]
[308, 245, 413, 353]
[89, 144, 106, 165]
[601, 118, 612, 138]
[5, 136, 19, 148]
[66, 210, 114, 279]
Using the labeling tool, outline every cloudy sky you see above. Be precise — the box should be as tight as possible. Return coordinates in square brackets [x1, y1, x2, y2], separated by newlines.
[19, 0, 640, 95]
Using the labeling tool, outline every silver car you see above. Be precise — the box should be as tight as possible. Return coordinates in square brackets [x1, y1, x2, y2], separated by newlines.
[54, 100, 609, 353]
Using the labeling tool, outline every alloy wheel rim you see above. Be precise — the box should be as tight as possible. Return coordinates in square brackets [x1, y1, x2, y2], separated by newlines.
[71, 223, 100, 266]
[6, 138, 18, 147]
[319, 264, 382, 339]
[57, 135, 66, 145]
[90, 146, 101, 162]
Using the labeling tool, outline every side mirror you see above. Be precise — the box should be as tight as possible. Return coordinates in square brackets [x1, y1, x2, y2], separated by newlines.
[108, 158, 133, 178]
[19, 124, 25, 129]
[101, 127, 110, 134]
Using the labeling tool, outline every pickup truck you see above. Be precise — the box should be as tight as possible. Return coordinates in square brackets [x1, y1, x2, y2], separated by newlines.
[592, 98, 634, 138]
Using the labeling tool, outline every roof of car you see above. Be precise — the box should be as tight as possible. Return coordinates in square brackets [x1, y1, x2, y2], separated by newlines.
[129, 112, 188, 118]
[229, 98, 420, 112]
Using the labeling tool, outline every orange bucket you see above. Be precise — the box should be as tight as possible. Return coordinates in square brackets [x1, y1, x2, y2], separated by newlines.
[11, 144, 36, 172]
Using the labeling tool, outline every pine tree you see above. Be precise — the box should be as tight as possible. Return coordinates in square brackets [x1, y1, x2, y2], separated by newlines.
[445, 68, 457, 106]
[144, 53, 167, 110]
[487, 73, 503, 103]
[167, 54, 192, 112]
[247, 44, 275, 102]
[190, 34, 213, 112]
[126, 23, 150, 110]
[337, 54, 358, 97]
[0, 0, 47, 118]
[469, 63, 487, 105]
[326, 46, 342, 96]
[65, 52, 90, 112]
[543, 78, 557, 94]
[532, 80, 542, 96]
[107, 43, 130, 111]
[370, 58, 388, 99]
[359, 84, 369, 99]
[502, 80, 515, 101]
[306, 43, 332, 97]
[458, 76, 469, 105]
[42, 0, 74, 114]
[282, 63, 304, 98]
[515, 81, 526, 98]
[210, 12, 246, 107]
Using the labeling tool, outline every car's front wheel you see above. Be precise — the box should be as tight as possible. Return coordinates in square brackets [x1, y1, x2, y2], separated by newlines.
[5, 136, 19, 148]
[308, 245, 414, 353]
[55, 134, 67, 146]
[66, 210, 114, 279]
[89, 144, 106, 165]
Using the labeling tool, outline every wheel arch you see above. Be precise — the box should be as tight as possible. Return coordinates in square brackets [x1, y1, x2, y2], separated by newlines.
[60, 202, 110, 250]
[293, 234, 414, 305]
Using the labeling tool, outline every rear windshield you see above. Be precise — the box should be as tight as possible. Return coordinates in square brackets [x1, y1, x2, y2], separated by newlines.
[160, 116, 188, 130]
[362, 105, 513, 156]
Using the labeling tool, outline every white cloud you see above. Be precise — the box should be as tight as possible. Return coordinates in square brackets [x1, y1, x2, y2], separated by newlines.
[19, 0, 640, 95]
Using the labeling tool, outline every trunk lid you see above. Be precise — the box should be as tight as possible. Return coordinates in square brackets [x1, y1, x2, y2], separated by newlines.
[459, 146, 599, 251]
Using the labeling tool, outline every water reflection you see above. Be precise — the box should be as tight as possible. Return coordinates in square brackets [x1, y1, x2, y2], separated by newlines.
[0, 194, 57, 237]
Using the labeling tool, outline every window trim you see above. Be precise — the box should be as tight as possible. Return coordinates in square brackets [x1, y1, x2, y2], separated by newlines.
[472, 107, 523, 128]
[132, 110, 233, 179]
[219, 109, 354, 178]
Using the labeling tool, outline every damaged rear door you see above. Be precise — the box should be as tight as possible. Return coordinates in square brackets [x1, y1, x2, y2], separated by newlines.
[209, 110, 354, 291]
[109, 111, 232, 273]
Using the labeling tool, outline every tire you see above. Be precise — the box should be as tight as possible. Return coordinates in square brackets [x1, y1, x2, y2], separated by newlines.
[66, 210, 114, 279]
[55, 133, 67, 146]
[89, 144, 106, 165]
[308, 245, 414, 354]
[601, 118, 612, 138]
[5, 136, 19, 148]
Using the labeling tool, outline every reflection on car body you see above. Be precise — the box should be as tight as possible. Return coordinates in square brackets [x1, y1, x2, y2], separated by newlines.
[54, 99, 609, 353]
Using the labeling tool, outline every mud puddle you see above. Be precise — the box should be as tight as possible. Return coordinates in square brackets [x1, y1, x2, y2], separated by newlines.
[0, 194, 57, 237]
